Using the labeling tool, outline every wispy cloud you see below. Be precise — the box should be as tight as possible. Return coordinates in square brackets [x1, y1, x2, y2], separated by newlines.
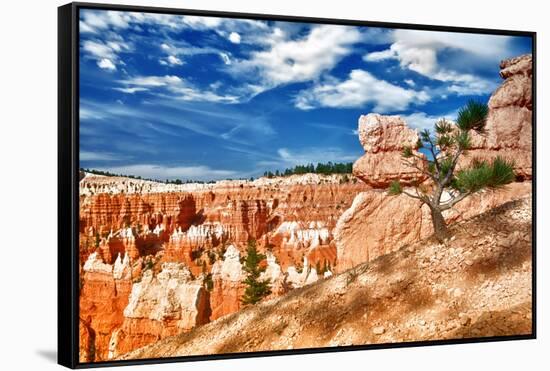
[294, 69, 429, 112]
[400, 110, 458, 130]
[306, 122, 357, 135]
[80, 97, 275, 146]
[363, 29, 515, 95]
[80, 9, 267, 41]
[116, 74, 240, 103]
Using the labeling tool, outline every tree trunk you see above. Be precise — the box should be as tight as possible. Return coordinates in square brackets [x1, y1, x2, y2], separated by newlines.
[430, 206, 450, 242]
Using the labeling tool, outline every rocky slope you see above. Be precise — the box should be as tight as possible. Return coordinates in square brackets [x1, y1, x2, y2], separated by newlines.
[120, 196, 532, 359]
[334, 182, 531, 272]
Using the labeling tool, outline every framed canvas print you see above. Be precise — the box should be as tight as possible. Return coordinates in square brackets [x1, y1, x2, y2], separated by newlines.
[58, 2, 536, 368]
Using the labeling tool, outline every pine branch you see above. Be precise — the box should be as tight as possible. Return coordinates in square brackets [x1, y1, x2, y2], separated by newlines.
[401, 158, 437, 182]
[402, 186, 430, 204]
[439, 191, 471, 211]
[423, 136, 441, 175]
[402, 189, 424, 200]
[440, 147, 463, 187]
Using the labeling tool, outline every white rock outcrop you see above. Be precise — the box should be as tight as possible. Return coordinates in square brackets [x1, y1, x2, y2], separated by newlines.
[211, 245, 244, 282]
[286, 257, 319, 288]
[123, 262, 208, 328]
[83, 252, 113, 274]
[113, 253, 131, 280]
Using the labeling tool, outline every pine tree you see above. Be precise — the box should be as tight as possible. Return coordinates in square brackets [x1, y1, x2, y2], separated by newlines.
[241, 240, 271, 305]
[389, 100, 515, 242]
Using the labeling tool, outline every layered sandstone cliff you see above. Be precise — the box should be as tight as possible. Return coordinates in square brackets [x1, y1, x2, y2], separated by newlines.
[79, 174, 364, 360]
[210, 245, 245, 320]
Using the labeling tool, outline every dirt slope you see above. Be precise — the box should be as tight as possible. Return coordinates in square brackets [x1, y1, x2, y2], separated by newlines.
[121, 197, 532, 360]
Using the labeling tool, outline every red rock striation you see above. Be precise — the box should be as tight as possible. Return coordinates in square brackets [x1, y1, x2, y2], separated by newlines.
[79, 193, 196, 239]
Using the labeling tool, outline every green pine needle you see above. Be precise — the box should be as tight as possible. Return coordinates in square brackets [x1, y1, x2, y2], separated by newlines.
[456, 100, 488, 133]
[453, 156, 515, 193]
[388, 180, 403, 195]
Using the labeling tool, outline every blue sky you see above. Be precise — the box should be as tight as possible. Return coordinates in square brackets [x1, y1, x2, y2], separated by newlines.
[79, 9, 532, 181]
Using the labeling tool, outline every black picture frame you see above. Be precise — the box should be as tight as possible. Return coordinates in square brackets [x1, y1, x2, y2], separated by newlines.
[58, 2, 537, 368]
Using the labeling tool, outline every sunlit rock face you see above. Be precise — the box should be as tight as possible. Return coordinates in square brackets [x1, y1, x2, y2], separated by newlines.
[107, 263, 210, 359]
[79, 253, 133, 362]
[460, 54, 532, 179]
[353, 113, 425, 188]
[334, 183, 531, 272]
[209, 245, 246, 320]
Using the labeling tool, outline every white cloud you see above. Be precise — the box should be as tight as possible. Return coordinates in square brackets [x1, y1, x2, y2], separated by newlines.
[364, 48, 395, 62]
[117, 74, 239, 103]
[80, 9, 267, 41]
[113, 87, 148, 94]
[400, 110, 458, 130]
[167, 55, 183, 65]
[444, 75, 496, 95]
[181, 15, 223, 29]
[119, 75, 182, 87]
[232, 25, 362, 87]
[97, 58, 116, 70]
[219, 52, 231, 65]
[404, 79, 415, 87]
[363, 29, 514, 95]
[228, 32, 241, 44]
[79, 20, 95, 33]
[83, 40, 117, 59]
[82, 39, 130, 70]
[96, 164, 237, 181]
[295, 69, 429, 112]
